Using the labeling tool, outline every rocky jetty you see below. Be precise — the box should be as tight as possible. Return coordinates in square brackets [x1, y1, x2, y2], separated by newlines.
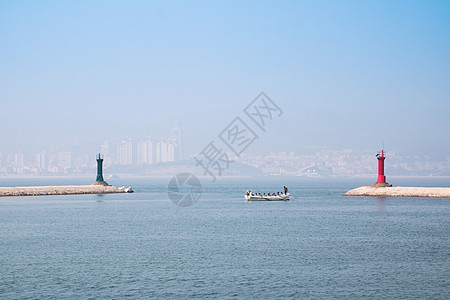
[0, 185, 133, 197]
[343, 186, 450, 198]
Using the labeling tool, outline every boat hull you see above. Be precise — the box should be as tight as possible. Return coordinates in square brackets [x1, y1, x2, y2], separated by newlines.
[245, 193, 290, 201]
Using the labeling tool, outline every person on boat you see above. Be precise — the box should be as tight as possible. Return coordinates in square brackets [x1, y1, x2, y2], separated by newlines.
[284, 186, 288, 194]
[272, 193, 276, 196]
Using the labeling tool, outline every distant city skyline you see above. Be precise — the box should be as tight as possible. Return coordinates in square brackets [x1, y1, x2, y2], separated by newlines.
[1, 144, 448, 177]
[1, 1, 449, 170]
[0, 118, 448, 177]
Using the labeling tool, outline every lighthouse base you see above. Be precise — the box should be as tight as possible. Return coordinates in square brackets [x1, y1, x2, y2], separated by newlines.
[92, 180, 109, 186]
[371, 182, 392, 188]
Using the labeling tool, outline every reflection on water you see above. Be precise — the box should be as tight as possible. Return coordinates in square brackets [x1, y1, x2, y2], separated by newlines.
[376, 196, 387, 212]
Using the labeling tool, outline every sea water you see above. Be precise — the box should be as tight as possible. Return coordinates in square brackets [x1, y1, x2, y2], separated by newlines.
[0, 177, 449, 299]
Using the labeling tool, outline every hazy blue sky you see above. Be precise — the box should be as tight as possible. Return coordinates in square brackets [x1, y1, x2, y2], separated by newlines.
[1, 0, 449, 158]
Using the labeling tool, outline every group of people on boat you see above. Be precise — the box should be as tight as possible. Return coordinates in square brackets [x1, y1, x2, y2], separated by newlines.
[246, 186, 288, 197]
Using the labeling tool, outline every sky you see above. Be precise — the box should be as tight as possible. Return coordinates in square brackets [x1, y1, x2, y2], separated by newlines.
[1, 0, 449, 159]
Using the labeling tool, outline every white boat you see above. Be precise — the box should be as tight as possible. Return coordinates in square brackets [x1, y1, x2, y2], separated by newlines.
[245, 192, 290, 201]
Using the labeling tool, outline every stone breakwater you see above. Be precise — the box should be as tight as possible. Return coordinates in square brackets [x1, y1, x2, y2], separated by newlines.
[343, 186, 450, 198]
[0, 185, 133, 197]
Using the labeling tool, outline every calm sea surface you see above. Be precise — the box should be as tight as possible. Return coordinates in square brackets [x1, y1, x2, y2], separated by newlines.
[1, 177, 449, 299]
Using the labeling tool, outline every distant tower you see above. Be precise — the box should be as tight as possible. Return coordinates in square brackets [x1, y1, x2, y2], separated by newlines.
[92, 153, 108, 186]
[172, 122, 183, 160]
[372, 149, 392, 187]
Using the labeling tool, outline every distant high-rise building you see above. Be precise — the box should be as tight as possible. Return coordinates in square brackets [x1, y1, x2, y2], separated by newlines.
[137, 137, 153, 165]
[137, 142, 145, 165]
[14, 153, 24, 174]
[167, 142, 175, 162]
[146, 137, 153, 164]
[41, 151, 47, 170]
[35, 151, 47, 169]
[155, 141, 161, 163]
[155, 138, 176, 163]
[35, 153, 41, 169]
[160, 139, 168, 163]
[100, 141, 109, 157]
[172, 122, 183, 160]
[119, 139, 133, 165]
[100, 141, 111, 167]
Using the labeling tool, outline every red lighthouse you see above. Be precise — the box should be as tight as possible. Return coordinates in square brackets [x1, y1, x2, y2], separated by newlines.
[372, 150, 392, 187]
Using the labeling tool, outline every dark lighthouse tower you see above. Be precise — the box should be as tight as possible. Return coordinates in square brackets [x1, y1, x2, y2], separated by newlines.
[92, 153, 108, 186]
[372, 149, 392, 187]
